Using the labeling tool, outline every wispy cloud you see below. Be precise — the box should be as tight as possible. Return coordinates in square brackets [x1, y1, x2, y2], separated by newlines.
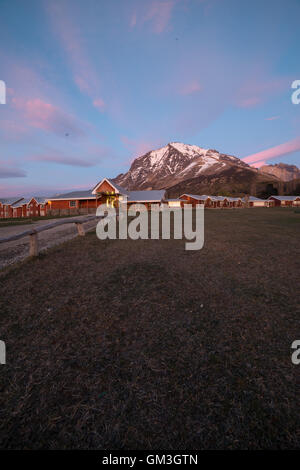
[0, 165, 27, 179]
[243, 137, 300, 166]
[235, 74, 288, 108]
[265, 116, 280, 121]
[130, 1, 175, 34]
[29, 152, 95, 168]
[253, 160, 267, 168]
[121, 135, 164, 162]
[45, 0, 105, 109]
[180, 79, 202, 95]
[12, 98, 84, 137]
[28, 143, 113, 168]
[93, 98, 105, 111]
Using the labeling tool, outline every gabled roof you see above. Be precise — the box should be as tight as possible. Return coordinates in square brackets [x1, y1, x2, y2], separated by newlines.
[49, 190, 96, 200]
[92, 178, 129, 195]
[32, 196, 48, 204]
[268, 195, 300, 201]
[212, 196, 228, 201]
[11, 198, 30, 207]
[12, 197, 49, 207]
[0, 197, 23, 206]
[180, 194, 210, 201]
[242, 196, 265, 202]
[165, 198, 185, 202]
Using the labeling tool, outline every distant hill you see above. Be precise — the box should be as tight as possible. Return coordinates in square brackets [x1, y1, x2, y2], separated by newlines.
[259, 163, 300, 182]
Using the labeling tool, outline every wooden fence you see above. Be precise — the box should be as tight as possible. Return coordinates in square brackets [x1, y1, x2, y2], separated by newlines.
[0, 215, 100, 257]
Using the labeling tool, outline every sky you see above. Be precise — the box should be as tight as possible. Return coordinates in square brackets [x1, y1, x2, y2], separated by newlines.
[0, 0, 299, 196]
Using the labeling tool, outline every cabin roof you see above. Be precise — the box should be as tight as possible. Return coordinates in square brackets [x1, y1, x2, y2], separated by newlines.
[165, 198, 185, 202]
[180, 194, 210, 201]
[12, 197, 48, 207]
[126, 190, 166, 202]
[11, 198, 30, 207]
[92, 178, 130, 195]
[268, 195, 300, 201]
[32, 196, 48, 204]
[242, 196, 265, 201]
[50, 190, 96, 200]
[0, 197, 24, 206]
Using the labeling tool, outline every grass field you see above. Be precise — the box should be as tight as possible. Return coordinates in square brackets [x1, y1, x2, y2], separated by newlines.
[0, 208, 299, 449]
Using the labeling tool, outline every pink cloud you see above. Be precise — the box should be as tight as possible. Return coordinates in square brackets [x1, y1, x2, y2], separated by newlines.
[235, 75, 288, 108]
[252, 160, 267, 168]
[130, 12, 137, 27]
[46, 1, 104, 106]
[243, 137, 300, 166]
[265, 116, 280, 121]
[93, 98, 105, 111]
[0, 119, 28, 138]
[131, 1, 175, 34]
[12, 98, 84, 137]
[121, 136, 164, 162]
[237, 97, 261, 108]
[180, 79, 202, 95]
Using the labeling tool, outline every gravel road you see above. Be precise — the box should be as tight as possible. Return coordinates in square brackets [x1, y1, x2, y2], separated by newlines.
[0, 215, 98, 270]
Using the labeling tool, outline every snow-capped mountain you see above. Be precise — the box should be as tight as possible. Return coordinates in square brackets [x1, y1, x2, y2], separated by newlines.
[114, 142, 255, 190]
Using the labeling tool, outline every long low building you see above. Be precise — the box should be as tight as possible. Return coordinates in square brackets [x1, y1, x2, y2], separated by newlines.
[0, 197, 24, 218]
[179, 194, 243, 208]
[243, 196, 267, 207]
[268, 195, 300, 206]
[1, 183, 300, 218]
[48, 178, 166, 215]
[11, 197, 48, 218]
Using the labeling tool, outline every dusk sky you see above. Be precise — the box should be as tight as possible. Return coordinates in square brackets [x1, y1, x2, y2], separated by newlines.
[0, 0, 300, 196]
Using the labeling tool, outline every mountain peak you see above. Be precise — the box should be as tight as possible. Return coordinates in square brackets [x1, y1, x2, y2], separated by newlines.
[168, 142, 208, 155]
[114, 141, 252, 190]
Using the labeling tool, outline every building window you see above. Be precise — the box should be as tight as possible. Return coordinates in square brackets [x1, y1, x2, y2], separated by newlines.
[69, 201, 76, 208]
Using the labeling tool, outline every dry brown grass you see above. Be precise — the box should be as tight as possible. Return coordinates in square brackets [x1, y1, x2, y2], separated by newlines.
[0, 208, 299, 449]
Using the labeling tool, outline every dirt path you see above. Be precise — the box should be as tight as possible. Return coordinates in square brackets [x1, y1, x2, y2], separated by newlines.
[0, 215, 98, 269]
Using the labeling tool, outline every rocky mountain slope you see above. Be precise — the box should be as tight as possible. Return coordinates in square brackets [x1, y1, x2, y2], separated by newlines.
[166, 166, 283, 199]
[114, 142, 256, 190]
[259, 163, 300, 182]
[114, 142, 280, 196]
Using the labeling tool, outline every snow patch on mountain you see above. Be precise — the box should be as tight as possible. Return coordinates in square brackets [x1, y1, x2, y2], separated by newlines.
[114, 142, 252, 190]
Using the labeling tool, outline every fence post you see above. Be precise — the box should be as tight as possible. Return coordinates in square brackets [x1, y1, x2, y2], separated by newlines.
[29, 232, 39, 256]
[76, 222, 85, 236]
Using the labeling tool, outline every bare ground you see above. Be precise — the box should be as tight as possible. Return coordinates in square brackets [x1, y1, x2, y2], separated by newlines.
[0, 208, 299, 449]
[0, 215, 98, 270]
